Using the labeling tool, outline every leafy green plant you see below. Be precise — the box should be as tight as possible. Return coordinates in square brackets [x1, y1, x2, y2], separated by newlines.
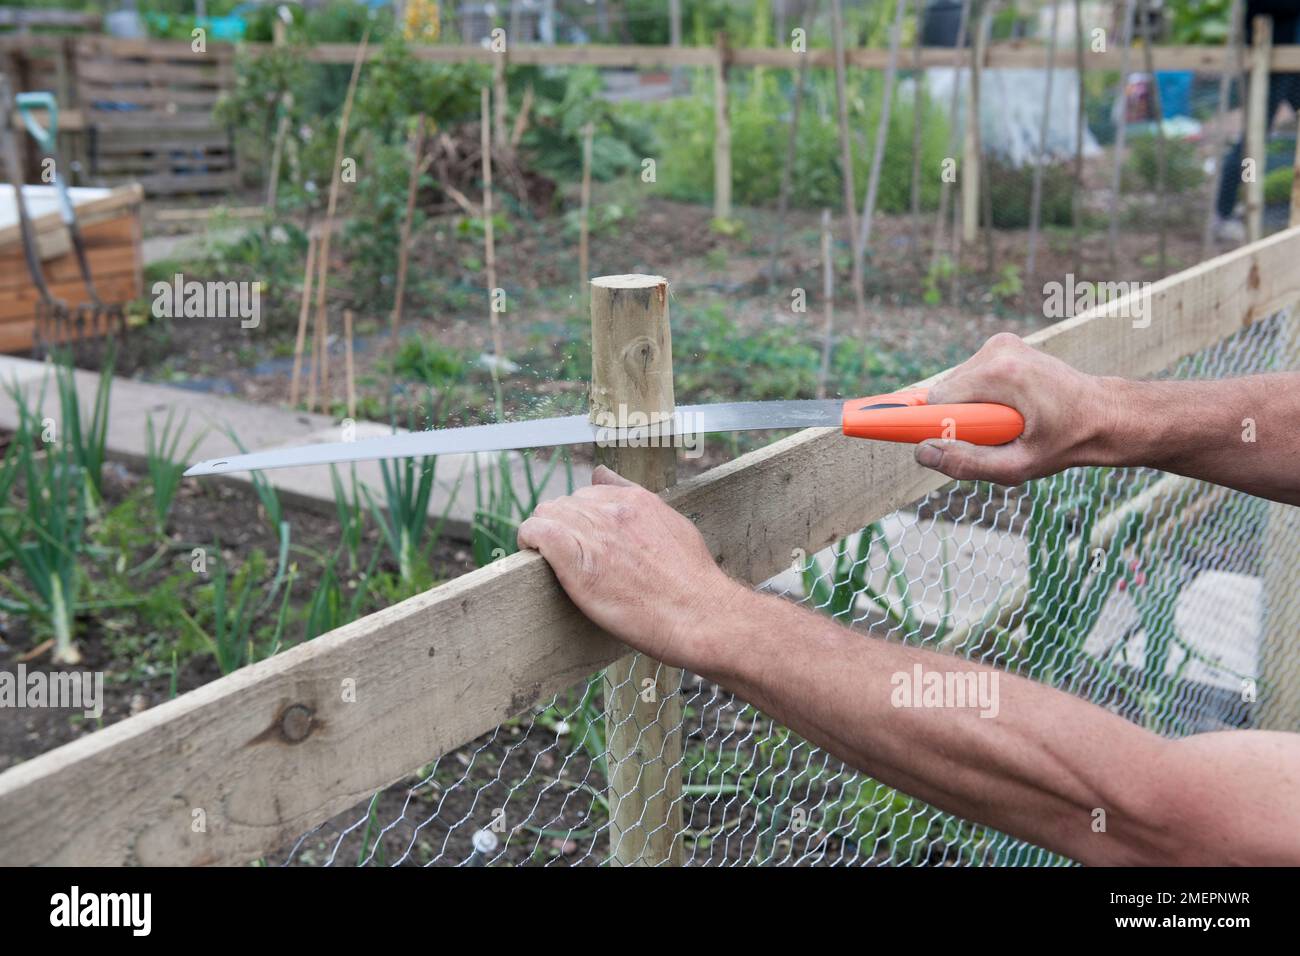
[390, 338, 469, 387]
[1124, 133, 1203, 195]
[799, 522, 947, 640]
[625, 66, 949, 212]
[53, 348, 113, 505]
[0, 388, 87, 663]
[304, 545, 380, 641]
[363, 446, 463, 586]
[145, 410, 204, 533]
[1264, 166, 1294, 206]
[987, 158, 1075, 228]
[330, 465, 366, 574]
[180, 537, 293, 675]
[225, 428, 284, 536]
[471, 450, 571, 568]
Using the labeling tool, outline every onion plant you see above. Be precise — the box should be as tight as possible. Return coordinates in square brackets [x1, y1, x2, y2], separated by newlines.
[144, 409, 204, 534]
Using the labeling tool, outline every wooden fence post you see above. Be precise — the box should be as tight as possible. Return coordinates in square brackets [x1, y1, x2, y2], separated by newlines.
[590, 273, 683, 866]
[961, 7, 986, 245]
[1257, 121, 1300, 731]
[1245, 15, 1271, 243]
[712, 33, 732, 222]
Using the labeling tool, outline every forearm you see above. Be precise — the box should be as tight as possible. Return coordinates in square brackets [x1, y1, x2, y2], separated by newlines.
[1092, 373, 1300, 505]
[696, 586, 1287, 865]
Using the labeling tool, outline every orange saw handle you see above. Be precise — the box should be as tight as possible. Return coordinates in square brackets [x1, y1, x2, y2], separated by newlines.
[841, 388, 1024, 446]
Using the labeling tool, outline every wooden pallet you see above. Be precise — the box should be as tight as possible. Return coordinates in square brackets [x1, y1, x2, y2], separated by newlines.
[74, 37, 236, 195]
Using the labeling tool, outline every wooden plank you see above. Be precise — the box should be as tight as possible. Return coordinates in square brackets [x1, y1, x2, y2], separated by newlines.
[0, 273, 139, 322]
[85, 112, 228, 133]
[0, 184, 142, 250]
[248, 39, 1300, 72]
[0, 9, 103, 29]
[1, 227, 1299, 864]
[74, 36, 234, 64]
[589, 274, 683, 867]
[131, 170, 240, 194]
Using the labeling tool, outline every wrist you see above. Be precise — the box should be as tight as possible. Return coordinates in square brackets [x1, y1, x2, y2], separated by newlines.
[1080, 375, 1142, 467]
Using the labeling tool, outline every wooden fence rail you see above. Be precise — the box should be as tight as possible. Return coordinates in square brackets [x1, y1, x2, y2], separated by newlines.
[1, 224, 1298, 866]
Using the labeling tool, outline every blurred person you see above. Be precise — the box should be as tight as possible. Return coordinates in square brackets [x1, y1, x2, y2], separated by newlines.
[1214, 0, 1300, 241]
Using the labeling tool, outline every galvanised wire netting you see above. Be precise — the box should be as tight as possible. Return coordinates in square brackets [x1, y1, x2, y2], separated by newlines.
[276, 309, 1300, 867]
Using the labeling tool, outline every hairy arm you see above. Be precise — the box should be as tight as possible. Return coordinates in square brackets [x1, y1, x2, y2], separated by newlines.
[519, 467, 1300, 866]
[914, 332, 1300, 505]
[705, 587, 1300, 866]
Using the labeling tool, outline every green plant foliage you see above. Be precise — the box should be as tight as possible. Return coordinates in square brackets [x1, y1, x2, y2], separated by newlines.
[518, 67, 657, 183]
[1264, 165, 1294, 206]
[471, 450, 572, 568]
[1123, 133, 1204, 194]
[627, 67, 949, 212]
[145, 410, 204, 534]
[180, 536, 292, 675]
[0, 384, 87, 663]
[987, 158, 1075, 228]
[391, 337, 470, 386]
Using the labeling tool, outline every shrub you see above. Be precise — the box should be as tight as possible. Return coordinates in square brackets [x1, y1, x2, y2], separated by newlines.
[1124, 133, 1204, 194]
[987, 158, 1075, 228]
[625, 67, 950, 213]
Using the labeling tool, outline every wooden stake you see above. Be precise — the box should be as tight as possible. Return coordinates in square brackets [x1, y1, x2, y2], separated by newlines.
[818, 208, 834, 400]
[829, 0, 865, 327]
[344, 307, 356, 421]
[1201, 0, 1243, 258]
[929, 0, 971, 278]
[712, 33, 732, 222]
[1072, 0, 1086, 277]
[509, 81, 534, 149]
[1026, 0, 1062, 285]
[1107, 0, 1137, 270]
[578, 120, 593, 296]
[492, 52, 509, 153]
[590, 273, 682, 867]
[481, 87, 503, 364]
[391, 115, 428, 354]
[267, 17, 291, 210]
[1245, 14, 1271, 243]
[768, 0, 819, 289]
[909, 0, 924, 253]
[289, 233, 316, 408]
[960, 6, 986, 246]
[1137, 0, 1168, 274]
[314, 26, 371, 413]
[857, 0, 905, 260]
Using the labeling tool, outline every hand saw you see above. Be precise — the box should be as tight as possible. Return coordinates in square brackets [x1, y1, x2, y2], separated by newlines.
[183, 388, 1023, 477]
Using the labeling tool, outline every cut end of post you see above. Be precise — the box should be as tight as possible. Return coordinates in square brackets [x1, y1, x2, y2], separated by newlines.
[590, 274, 667, 289]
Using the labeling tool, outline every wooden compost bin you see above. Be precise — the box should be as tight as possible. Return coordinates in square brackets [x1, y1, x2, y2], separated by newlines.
[0, 182, 142, 352]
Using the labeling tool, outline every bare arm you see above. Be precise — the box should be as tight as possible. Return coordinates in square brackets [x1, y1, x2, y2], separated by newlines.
[706, 588, 1300, 866]
[518, 467, 1300, 866]
[914, 332, 1300, 505]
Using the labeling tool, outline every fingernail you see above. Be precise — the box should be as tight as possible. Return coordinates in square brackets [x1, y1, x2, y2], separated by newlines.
[915, 442, 942, 469]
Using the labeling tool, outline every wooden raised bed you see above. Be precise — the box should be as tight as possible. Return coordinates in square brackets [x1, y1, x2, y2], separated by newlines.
[0, 182, 142, 352]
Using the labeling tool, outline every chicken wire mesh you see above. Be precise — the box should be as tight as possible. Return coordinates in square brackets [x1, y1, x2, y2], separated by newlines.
[275, 308, 1299, 867]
